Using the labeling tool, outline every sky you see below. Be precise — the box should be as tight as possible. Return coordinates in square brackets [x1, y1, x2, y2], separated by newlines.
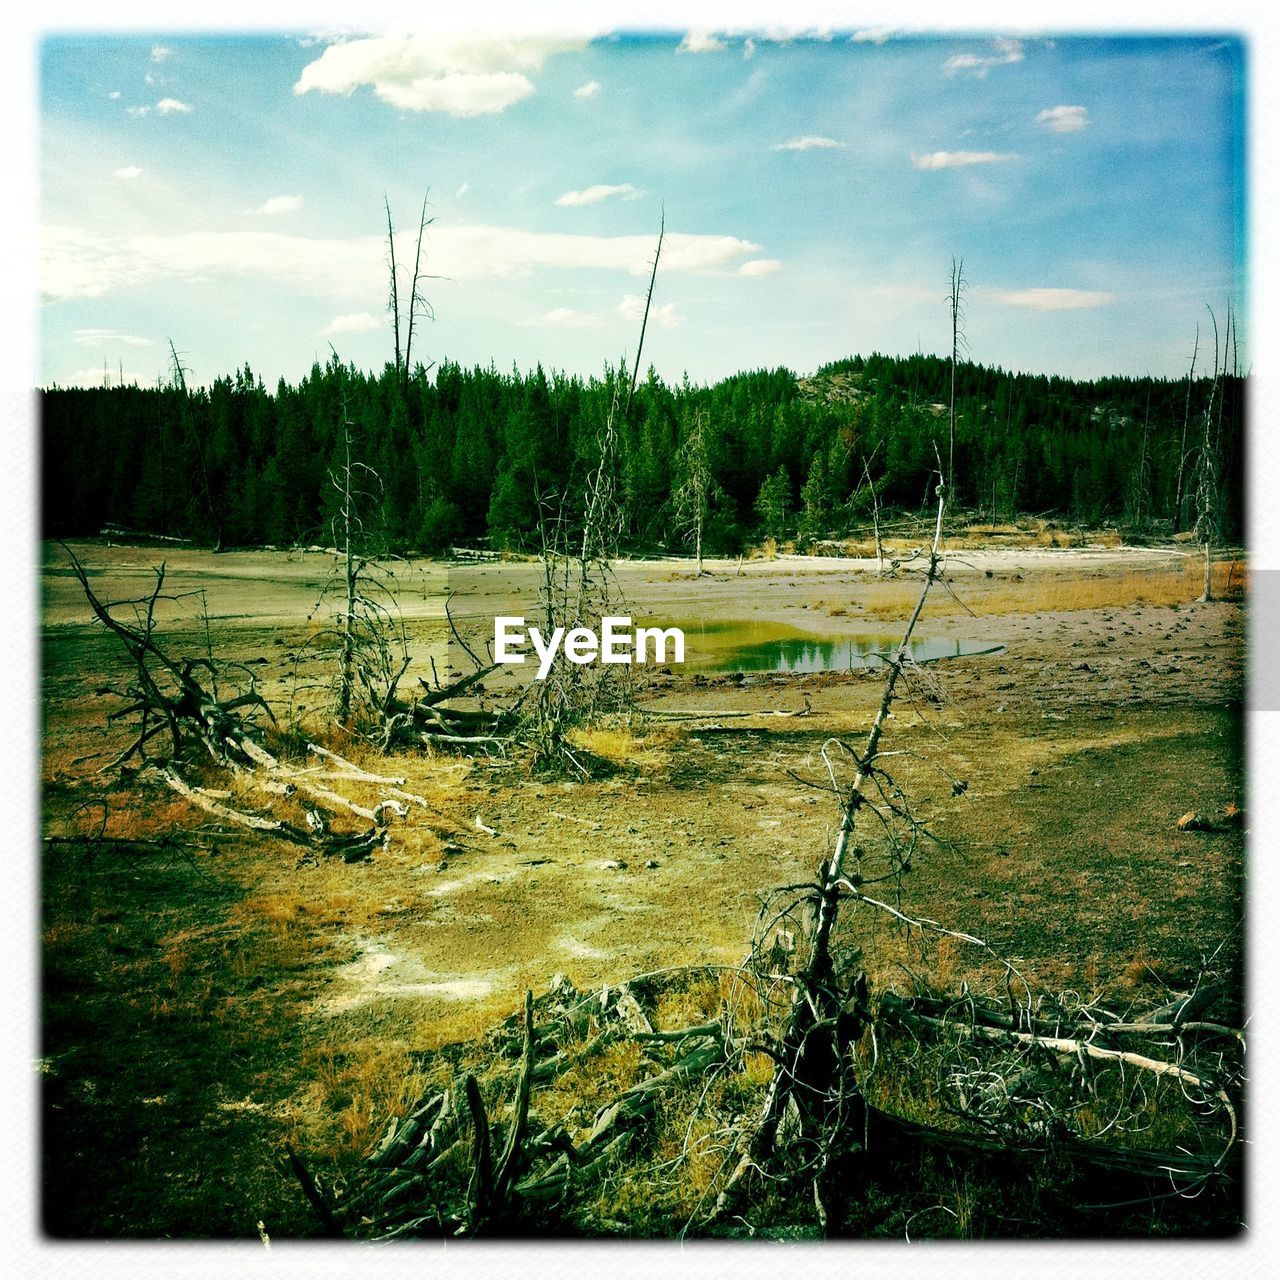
[39, 28, 1246, 389]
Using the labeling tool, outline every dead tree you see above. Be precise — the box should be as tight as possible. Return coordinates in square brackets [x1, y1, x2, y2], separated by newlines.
[715, 457, 950, 1217]
[166, 341, 223, 551]
[385, 191, 436, 394]
[947, 258, 966, 494]
[672, 406, 715, 575]
[1172, 324, 1200, 535]
[525, 214, 664, 771]
[402, 192, 435, 390]
[62, 544, 408, 860]
[384, 195, 403, 386]
[852, 448, 886, 577]
[1194, 304, 1229, 602]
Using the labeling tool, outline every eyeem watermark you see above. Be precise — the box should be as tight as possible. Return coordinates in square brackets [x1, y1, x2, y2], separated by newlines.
[494, 616, 684, 680]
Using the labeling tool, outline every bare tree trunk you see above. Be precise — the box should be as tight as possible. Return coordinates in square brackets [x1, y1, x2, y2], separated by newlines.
[948, 258, 965, 494]
[402, 192, 434, 392]
[1173, 326, 1199, 534]
[1195, 307, 1223, 604]
[167, 339, 223, 551]
[338, 414, 357, 723]
[384, 194, 403, 384]
[862, 456, 885, 578]
[744, 461, 949, 1177]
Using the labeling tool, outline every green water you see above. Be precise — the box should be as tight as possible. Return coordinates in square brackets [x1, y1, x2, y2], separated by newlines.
[664, 619, 1002, 674]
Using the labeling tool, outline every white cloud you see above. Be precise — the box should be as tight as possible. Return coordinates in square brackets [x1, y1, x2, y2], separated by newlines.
[618, 294, 681, 328]
[911, 150, 1017, 170]
[150, 44, 171, 63]
[758, 24, 833, 44]
[523, 307, 602, 330]
[251, 195, 304, 216]
[155, 98, 192, 114]
[743, 38, 756, 60]
[738, 259, 782, 276]
[294, 33, 583, 116]
[852, 29, 892, 45]
[107, 90, 121, 100]
[1036, 104, 1089, 133]
[988, 288, 1115, 311]
[126, 106, 150, 118]
[113, 166, 144, 180]
[42, 223, 765, 301]
[456, 182, 471, 198]
[771, 135, 841, 152]
[61, 366, 159, 389]
[678, 32, 726, 54]
[72, 328, 154, 347]
[554, 183, 641, 207]
[323, 312, 381, 334]
[944, 38, 1024, 78]
[573, 80, 600, 99]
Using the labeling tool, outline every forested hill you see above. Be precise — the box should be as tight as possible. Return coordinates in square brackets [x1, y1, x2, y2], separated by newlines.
[41, 351, 1244, 555]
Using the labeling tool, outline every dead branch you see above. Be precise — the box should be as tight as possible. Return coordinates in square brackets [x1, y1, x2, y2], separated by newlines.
[147, 765, 386, 861]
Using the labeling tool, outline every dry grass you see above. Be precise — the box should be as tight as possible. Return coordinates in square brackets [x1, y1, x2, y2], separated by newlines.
[859, 559, 1246, 621]
[291, 1040, 431, 1157]
[568, 722, 683, 774]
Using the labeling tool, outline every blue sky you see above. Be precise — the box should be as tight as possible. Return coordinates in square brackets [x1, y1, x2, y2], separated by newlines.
[39, 28, 1245, 388]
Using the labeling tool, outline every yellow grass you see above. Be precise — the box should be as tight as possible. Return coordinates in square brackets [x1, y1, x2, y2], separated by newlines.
[860, 560, 1246, 621]
[568, 723, 682, 773]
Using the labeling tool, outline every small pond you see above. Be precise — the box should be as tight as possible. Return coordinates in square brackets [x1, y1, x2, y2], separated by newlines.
[663, 619, 1002, 674]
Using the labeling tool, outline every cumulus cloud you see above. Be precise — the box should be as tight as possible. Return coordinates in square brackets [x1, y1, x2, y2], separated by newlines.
[988, 288, 1115, 310]
[944, 38, 1024, 78]
[294, 33, 583, 116]
[911, 150, 1017, 170]
[771, 135, 841, 152]
[155, 98, 192, 114]
[618, 294, 681, 328]
[322, 312, 381, 334]
[852, 29, 892, 45]
[72, 328, 154, 347]
[41, 223, 765, 301]
[113, 166, 144, 180]
[251, 195, 304, 216]
[678, 32, 726, 54]
[1036, 104, 1089, 133]
[554, 183, 640, 207]
[743, 38, 756, 60]
[738, 259, 782, 276]
[523, 307, 602, 330]
[107, 90, 121, 100]
[151, 44, 171, 63]
[573, 80, 600, 99]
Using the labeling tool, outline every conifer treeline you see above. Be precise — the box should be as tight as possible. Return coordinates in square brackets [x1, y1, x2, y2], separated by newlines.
[40, 351, 1244, 554]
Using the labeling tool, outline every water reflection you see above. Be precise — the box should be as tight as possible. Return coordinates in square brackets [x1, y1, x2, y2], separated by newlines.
[667, 619, 1001, 674]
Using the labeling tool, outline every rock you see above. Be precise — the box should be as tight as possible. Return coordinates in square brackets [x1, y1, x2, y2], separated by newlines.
[600, 859, 628, 871]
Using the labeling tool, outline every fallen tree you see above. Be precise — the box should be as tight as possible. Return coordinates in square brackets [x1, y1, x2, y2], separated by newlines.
[62, 544, 421, 860]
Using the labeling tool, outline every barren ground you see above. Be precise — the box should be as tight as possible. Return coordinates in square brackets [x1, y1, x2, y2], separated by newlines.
[39, 539, 1245, 1237]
